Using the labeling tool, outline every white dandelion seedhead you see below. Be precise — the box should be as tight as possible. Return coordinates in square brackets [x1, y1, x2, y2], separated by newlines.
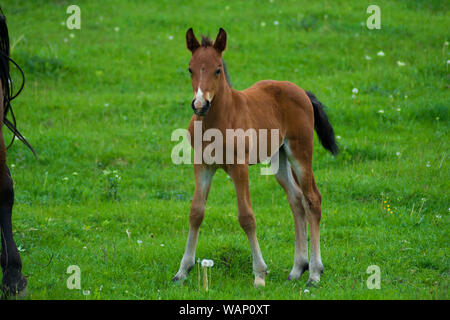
[201, 259, 214, 268]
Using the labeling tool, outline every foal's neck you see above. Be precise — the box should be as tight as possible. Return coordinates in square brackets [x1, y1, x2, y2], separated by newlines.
[202, 76, 233, 125]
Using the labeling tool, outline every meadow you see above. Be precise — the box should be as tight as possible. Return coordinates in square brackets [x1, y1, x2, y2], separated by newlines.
[1, 0, 448, 299]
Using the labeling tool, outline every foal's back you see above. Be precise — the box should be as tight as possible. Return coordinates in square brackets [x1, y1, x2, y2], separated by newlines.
[238, 80, 315, 141]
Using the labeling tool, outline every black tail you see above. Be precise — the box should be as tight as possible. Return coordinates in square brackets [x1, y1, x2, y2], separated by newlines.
[0, 7, 36, 157]
[306, 91, 339, 155]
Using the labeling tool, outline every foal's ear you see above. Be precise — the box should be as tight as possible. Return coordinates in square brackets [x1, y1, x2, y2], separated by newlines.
[186, 28, 200, 53]
[213, 28, 227, 53]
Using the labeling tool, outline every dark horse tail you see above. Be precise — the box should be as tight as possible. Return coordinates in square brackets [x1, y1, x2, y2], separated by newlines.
[0, 8, 36, 157]
[306, 91, 339, 155]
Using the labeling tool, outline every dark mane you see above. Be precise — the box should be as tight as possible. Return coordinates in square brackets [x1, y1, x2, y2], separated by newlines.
[222, 59, 232, 87]
[201, 36, 213, 47]
[200, 35, 232, 87]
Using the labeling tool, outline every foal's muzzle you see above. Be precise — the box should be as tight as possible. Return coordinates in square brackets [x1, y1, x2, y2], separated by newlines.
[191, 99, 211, 116]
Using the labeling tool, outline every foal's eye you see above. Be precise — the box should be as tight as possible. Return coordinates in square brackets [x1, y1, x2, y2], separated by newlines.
[215, 68, 221, 76]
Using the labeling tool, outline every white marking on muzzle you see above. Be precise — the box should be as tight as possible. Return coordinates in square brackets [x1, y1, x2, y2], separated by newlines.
[194, 87, 206, 110]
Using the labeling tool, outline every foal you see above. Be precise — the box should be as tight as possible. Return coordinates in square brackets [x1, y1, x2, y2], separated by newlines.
[0, 10, 29, 296]
[173, 28, 338, 287]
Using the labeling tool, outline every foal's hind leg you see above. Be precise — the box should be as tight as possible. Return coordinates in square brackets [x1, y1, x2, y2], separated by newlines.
[285, 140, 324, 285]
[274, 147, 309, 280]
[227, 164, 267, 287]
[0, 164, 27, 296]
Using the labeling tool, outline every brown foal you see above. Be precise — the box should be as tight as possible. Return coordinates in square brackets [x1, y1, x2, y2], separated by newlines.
[173, 28, 338, 287]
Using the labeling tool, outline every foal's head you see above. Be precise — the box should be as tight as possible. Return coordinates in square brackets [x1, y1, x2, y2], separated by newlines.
[186, 28, 227, 116]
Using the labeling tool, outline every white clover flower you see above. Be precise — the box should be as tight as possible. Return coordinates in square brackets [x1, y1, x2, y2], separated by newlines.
[304, 289, 310, 293]
[83, 290, 91, 296]
[104, 103, 109, 107]
[396, 152, 401, 156]
[352, 88, 358, 94]
[274, 21, 279, 26]
[61, 21, 65, 26]
[137, 240, 142, 245]
[62, 177, 69, 181]
[365, 55, 372, 60]
[160, 243, 165, 247]
[397, 61, 406, 67]
[397, 108, 401, 111]
[72, 172, 78, 176]
[168, 35, 174, 40]
[426, 162, 431, 167]
[69, 33, 75, 38]
[378, 109, 384, 113]
[336, 135, 341, 140]
[261, 22, 266, 27]
[435, 215, 441, 219]
[10, 164, 15, 168]
[377, 51, 385, 57]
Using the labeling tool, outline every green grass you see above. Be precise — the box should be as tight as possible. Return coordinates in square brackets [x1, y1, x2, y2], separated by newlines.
[1, 0, 448, 299]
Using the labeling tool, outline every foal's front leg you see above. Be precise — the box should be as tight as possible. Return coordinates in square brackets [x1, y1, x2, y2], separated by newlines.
[227, 164, 267, 287]
[172, 165, 215, 282]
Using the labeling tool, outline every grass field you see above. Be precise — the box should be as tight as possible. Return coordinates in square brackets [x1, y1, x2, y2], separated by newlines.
[1, 0, 448, 299]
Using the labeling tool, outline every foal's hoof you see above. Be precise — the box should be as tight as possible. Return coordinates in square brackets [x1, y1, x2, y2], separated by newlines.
[288, 263, 309, 281]
[171, 272, 187, 284]
[254, 276, 265, 288]
[1, 268, 28, 298]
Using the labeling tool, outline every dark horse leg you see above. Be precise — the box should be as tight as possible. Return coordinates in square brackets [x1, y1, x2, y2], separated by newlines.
[0, 136, 27, 297]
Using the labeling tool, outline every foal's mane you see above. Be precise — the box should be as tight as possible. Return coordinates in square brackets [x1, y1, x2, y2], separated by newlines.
[200, 35, 232, 87]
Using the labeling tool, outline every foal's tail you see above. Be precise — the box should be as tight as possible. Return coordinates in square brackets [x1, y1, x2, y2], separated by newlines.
[306, 91, 339, 155]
